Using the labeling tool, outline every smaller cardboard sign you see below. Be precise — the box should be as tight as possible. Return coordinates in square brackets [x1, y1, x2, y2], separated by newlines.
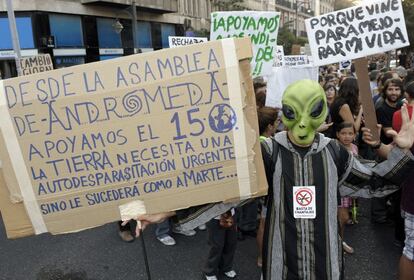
[168, 36, 208, 48]
[273, 45, 285, 68]
[305, 0, 409, 66]
[293, 186, 316, 219]
[284, 55, 312, 67]
[19, 54, 53, 76]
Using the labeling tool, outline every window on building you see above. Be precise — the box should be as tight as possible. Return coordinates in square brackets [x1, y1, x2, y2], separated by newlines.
[49, 14, 83, 48]
[161, 24, 176, 48]
[96, 18, 122, 48]
[0, 16, 34, 49]
[136, 21, 152, 49]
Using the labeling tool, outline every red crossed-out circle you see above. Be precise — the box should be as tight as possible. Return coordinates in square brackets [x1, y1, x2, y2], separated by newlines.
[295, 189, 313, 207]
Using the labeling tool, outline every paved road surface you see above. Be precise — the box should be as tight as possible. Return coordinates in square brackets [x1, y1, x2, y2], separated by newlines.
[0, 198, 401, 280]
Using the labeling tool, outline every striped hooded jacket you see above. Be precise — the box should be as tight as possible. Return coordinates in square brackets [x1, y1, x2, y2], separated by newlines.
[175, 132, 414, 280]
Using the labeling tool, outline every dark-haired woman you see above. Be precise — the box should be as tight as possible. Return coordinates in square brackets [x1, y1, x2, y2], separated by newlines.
[330, 77, 363, 138]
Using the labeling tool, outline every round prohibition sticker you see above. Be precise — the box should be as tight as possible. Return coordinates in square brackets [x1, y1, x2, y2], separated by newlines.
[293, 186, 316, 219]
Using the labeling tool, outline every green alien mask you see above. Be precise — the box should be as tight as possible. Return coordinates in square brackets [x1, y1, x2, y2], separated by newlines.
[281, 79, 328, 146]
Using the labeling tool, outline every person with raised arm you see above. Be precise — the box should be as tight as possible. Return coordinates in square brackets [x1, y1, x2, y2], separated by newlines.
[128, 80, 414, 280]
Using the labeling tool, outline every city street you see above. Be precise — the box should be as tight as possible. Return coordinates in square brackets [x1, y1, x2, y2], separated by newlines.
[1, 0, 413, 279]
[0, 199, 402, 280]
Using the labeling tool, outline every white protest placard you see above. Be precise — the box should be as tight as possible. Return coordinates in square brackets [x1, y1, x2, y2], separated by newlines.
[266, 66, 319, 108]
[168, 36, 208, 48]
[210, 11, 280, 77]
[339, 60, 352, 70]
[273, 45, 285, 68]
[20, 54, 53, 76]
[284, 55, 312, 67]
[305, 0, 409, 66]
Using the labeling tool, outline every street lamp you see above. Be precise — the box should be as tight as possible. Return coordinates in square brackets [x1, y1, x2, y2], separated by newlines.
[295, 0, 311, 38]
[112, 19, 124, 34]
[112, 1, 139, 53]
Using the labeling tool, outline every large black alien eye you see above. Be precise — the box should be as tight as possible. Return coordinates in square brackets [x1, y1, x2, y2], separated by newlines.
[282, 104, 296, 120]
[310, 99, 324, 118]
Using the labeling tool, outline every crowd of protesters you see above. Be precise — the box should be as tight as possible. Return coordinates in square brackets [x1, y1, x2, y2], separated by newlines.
[252, 56, 414, 280]
[117, 55, 414, 280]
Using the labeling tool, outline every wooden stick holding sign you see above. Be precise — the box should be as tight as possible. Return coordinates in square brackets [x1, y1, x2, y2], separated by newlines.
[139, 229, 152, 280]
[354, 58, 380, 143]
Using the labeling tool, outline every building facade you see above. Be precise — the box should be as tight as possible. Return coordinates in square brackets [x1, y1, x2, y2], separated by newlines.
[0, 0, 333, 79]
[319, 0, 335, 15]
[0, 0, 207, 78]
[274, 0, 334, 38]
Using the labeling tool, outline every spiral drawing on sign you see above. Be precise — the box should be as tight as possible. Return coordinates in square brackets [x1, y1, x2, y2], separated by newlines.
[122, 90, 143, 115]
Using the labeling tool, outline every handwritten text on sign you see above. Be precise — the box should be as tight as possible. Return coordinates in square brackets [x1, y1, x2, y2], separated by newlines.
[169, 36, 208, 48]
[305, 0, 409, 66]
[273, 45, 284, 68]
[1, 43, 242, 220]
[20, 54, 53, 76]
[210, 11, 280, 77]
[284, 55, 312, 67]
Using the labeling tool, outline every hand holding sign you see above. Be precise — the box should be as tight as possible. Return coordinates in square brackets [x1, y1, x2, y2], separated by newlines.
[362, 104, 414, 158]
[388, 104, 414, 150]
[124, 212, 175, 237]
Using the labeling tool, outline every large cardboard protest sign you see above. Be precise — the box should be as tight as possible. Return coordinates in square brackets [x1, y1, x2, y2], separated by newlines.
[305, 0, 409, 66]
[20, 54, 53, 76]
[168, 36, 208, 48]
[0, 38, 267, 238]
[210, 11, 280, 77]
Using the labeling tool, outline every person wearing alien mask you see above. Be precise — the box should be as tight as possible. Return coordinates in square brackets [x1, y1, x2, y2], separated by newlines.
[129, 80, 414, 280]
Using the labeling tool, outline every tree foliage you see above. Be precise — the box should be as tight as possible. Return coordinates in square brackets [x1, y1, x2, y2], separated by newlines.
[277, 22, 308, 55]
[277, 25, 296, 55]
